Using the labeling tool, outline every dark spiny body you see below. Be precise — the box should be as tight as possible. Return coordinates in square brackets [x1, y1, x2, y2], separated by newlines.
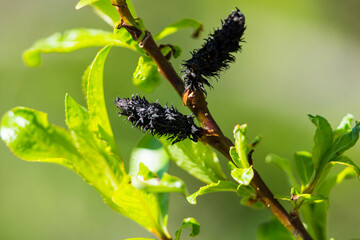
[114, 95, 201, 143]
[182, 8, 245, 94]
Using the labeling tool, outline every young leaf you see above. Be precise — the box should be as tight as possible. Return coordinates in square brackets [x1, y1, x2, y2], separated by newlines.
[154, 18, 203, 41]
[187, 180, 239, 204]
[23, 29, 139, 67]
[129, 135, 170, 227]
[233, 124, 250, 168]
[175, 218, 200, 240]
[76, 0, 136, 27]
[113, 176, 170, 239]
[231, 166, 254, 185]
[133, 56, 162, 92]
[161, 139, 226, 184]
[134, 163, 188, 196]
[293, 151, 314, 187]
[65, 94, 124, 195]
[76, 0, 99, 9]
[333, 113, 354, 140]
[308, 115, 333, 169]
[258, 219, 296, 240]
[86, 45, 120, 155]
[130, 135, 169, 177]
[0, 107, 80, 168]
[265, 154, 298, 187]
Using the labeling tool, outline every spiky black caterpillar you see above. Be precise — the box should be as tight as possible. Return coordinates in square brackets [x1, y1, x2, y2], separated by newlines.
[114, 95, 202, 143]
[182, 8, 245, 95]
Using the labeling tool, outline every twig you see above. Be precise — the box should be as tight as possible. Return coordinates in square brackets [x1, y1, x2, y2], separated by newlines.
[111, 1, 313, 239]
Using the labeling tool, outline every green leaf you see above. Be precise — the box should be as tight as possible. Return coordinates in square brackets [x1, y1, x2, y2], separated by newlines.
[76, 0, 99, 9]
[175, 217, 200, 240]
[89, 0, 120, 26]
[65, 94, 124, 196]
[187, 180, 239, 204]
[134, 163, 188, 196]
[0, 107, 80, 168]
[133, 56, 162, 92]
[293, 151, 314, 187]
[308, 115, 333, 169]
[333, 113, 354, 139]
[161, 139, 226, 184]
[258, 219, 295, 240]
[113, 176, 169, 238]
[85, 45, 119, 154]
[302, 166, 357, 240]
[23, 29, 139, 67]
[231, 166, 254, 186]
[76, 0, 136, 27]
[265, 154, 298, 187]
[129, 135, 170, 227]
[233, 124, 250, 168]
[154, 18, 203, 41]
[310, 122, 360, 192]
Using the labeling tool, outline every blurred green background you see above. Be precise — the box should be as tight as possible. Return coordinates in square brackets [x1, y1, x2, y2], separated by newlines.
[1, 0, 360, 239]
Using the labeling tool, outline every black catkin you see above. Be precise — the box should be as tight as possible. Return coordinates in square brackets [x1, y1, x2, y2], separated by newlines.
[182, 8, 245, 95]
[114, 95, 202, 144]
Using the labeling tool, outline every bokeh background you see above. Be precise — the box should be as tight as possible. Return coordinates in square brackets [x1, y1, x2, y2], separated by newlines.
[1, 0, 360, 239]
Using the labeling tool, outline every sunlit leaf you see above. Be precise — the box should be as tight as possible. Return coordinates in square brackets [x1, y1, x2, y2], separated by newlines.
[154, 18, 203, 41]
[76, 0, 136, 27]
[65, 94, 124, 196]
[175, 217, 200, 240]
[231, 166, 254, 186]
[161, 139, 226, 184]
[133, 56, 162, 92]
[233, 124, 250, 168]
[308, 115, 333, 169]
[85, 45, 119, 155]
[23, 29, 139, 67]
[134, 163, 187, 196]
[113, 176, 169, 239]
[265, 154, 298, 187]
[333, 113, 354, 140]
[76, 0, 99, 9]
[129, 135, 170, 226]
[0, 107, 80, 168]
[293, 151, 314, 187]
[258, 219, 295, 240]
[187, 180, 239, 204]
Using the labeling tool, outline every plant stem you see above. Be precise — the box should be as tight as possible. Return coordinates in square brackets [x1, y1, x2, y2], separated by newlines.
[111, 1, 313, 239]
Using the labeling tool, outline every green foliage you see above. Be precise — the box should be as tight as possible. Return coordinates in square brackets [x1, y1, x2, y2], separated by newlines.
[161, 139, 227, 184]
[2, 1, 360, 239]
[23, 29, 141, 67]
[133, 56, 162, 92]
[187, 180, 239, 204]
[154, 18, 203, 40]
[175, 218, 200, 240]
[266, 114, 360, 239]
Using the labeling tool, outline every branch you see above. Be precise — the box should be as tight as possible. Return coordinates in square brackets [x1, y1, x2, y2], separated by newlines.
[111, 1, 313, 239]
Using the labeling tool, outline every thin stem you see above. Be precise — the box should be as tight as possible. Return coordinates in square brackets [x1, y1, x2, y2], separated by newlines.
[111, 2, 313, 240]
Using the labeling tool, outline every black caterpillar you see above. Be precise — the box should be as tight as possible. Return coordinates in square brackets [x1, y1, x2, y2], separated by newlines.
[182, 8, 246, 95]
[114, 95, 202, 143]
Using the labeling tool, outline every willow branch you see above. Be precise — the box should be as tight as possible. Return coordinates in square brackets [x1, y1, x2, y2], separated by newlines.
[111, 1, 312, 239]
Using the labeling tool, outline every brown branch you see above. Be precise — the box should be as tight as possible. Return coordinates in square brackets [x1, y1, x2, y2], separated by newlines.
[111, 1, 313, 240]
